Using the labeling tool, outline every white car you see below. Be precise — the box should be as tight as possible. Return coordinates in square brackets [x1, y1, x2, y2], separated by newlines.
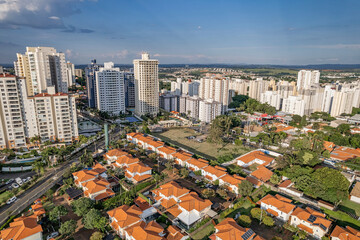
[22, 178, 28, 183]
[11, 183, 19, 188]
[47, 232, 59, 240]
[27, 176, 32, 181]
[6, 196, 17, 205]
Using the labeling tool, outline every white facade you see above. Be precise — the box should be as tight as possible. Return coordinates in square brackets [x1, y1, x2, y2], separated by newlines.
[282, 96, 305, 116]
[199, 77, 229, 113]
[198, 99, 222, 123]
[297, 70, 320, 91]
[260, 91, 281, 109]
[14, 47, 69, 95]
[95, 62, 125, 115]
[66, 61, 76, 86]
[133, 53, 159, 116]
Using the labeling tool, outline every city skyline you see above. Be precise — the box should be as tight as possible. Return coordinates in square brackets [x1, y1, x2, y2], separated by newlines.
[1, 0, 360, 65]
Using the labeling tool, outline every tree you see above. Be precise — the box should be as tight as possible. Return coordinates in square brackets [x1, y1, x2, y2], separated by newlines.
[90, 232, 105, 240]
[49, 205, 68, 222]
[148, 153, 158, 161]
[216, 188, 228, 199]
[59, 220, 77, 236]
[71, 198, 94, 217]
[237, 215, 251, 227]
[250, 208, 265, 220]
[202, 188, 215, 198]
[83, 209, 107, 231]
[180, 168, 189, 178]
[262, 215, 274, 227]
[337, 124, 351, 135]
[270, 174, 281, 185]
[238, 180, 253, 196]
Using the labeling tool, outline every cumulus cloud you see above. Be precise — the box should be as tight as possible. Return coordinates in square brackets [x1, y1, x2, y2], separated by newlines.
[0, 0, 92, 30]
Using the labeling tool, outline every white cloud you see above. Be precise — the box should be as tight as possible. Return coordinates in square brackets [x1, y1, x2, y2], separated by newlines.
[101, 50, 129, 59]
[0, 0, 92, 29]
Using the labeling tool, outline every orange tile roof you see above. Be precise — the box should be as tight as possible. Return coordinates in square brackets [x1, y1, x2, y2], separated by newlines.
[179, 192, 212, 212]
[203, 165, 227, 178]
[126, 220, 164, 240]
[212, 218, 255, 240]
[105, 149, 128, 159]
[291, 207, 331, 230]
[298, 224, 313, 234]
[31, 203, 46, 217]
[132, 174, 152, 183]
[186, 158, 209, 169]
[72, 169, 98, 183]
[250, 166, 273, 182]
[153, 181, 190, 199]
[246, 176, 261, 187]
[134, 196, 152, 211]
[220, 174, 244, 186]
[160, 198, 177, 209]
[351, 182, 360, 198]
[331, 146, 360, 161]
[94, 189, 115, 201]
[127, 132, 142, 138]
[331, 225, 360, 240]
[236, 150, 274, 165]
[171, 152, 192, 161]
[167, 206, 182, 218]
[115, 154, 139, 166]
[323, 141, 335, 152]
[166, 225, 187, 240]
[278, 179, 292, 188]
[0, 215, 43, 240]
[107, 205, 142, 229]
[158, 146, 177, 155]
[147, 140, 164, 148]
[266, 208, 279, 217]
[126, 162, 152, 174]
[83, 177, 111, 194]
[257, 194, 295, 214]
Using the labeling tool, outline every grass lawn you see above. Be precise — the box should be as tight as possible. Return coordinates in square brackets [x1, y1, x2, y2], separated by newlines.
[153, 128, 250, 160]
[0, 191, 13, 204]
[191, 223, 215, 240]
[339, 199, 360, 216]
[322, 208, 360, 230]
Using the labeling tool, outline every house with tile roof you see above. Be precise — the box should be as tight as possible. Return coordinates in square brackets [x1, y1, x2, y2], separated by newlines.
[104, 149, 128, 164]
[201, 165, 227, 182]
[107, 205, 143, 238]
[125, 162, 152, 183]
[112, 154, 139, 169]
[126, 132, 143, 143]
[250, 166, 273, 183]
[146, 139, 165, 152]
[290, 207, 332, 238]
[209, 218, 258, 240]
[330, 146, 360, 161]
[330, 225, 360, 240]
[350, 182, 360, 204]
[278, 180, 303, 197]
[236, 150, 275, 168]
[124, 220, 165, 240]
[185, 158, 209, 172]
[152, 181, 190, 210]
[351, 128, 360, 135]
[257, 194, 296, 221]
[82, 177, 115, 201]
[72, 163, 107, 187]
[166, 225, 189, 240]
[323, 141, 335, 152]
[157, 146, 177, 160]
[167, 192, 212, 230]
[172, 151, 193, 167]
[133, 196, 158, 221]
[219, 174, 244, 194]
[0, 215, 43, 240]
[30, 202, 46, 220]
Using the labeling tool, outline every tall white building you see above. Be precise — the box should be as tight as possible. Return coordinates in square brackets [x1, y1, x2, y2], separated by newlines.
[260, 91, 282, 110]
[133, 53, 159, 116]
[14, 47, 69, 95]
[297, 70, 320, 91]
[282, 96, 305, 116]
[199, 99, 222, 123]
[199, 77, 229, 113]
[95, 62, 125, 115]
[66, 61, 76, 87]
[0, 74, 27, 149]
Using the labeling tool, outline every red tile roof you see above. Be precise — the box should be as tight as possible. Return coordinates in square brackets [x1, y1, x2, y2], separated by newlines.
[0, 215, 43, 240]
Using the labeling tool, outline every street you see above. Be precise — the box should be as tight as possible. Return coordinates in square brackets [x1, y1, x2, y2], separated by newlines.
[0, 127, 123, 226]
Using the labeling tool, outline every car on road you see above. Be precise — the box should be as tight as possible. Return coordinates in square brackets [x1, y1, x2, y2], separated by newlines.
[6, 196, 17, 205]
[47, 232, 59, 240]
[11, 183, 19, 188]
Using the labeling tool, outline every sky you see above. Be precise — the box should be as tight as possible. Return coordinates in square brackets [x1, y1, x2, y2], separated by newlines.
[0, 0, 360, 65]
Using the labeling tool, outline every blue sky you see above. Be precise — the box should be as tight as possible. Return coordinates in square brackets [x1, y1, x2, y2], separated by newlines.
[0, 0, 359, 64]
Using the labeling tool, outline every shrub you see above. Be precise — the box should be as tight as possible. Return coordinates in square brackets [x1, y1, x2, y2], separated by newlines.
[262, 215, 274, 227]
[237, 215, 251, 227]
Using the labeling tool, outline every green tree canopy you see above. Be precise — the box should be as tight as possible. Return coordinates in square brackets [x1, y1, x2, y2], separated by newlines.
[49, 205, 68, 222]
[59, 220, 77, 236]
[238, 180, 253, 196]
[71, 197, 94, 217]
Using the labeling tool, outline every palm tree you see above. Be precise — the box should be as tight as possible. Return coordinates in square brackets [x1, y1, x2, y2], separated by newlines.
[32, 160, 44, 176]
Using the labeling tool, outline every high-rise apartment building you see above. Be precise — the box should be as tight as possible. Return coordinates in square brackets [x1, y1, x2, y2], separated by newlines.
[66, 61, 75, 87]
[95, 62, 125, 115]
[133, 53, 159, 116]
[0, 74, 78, 149]
[198, 99, 222, 123]
[85, 59, 99, 108]
[14, 47, 69, 95]
[199, 77, 229, 113]
[297, 70, 320, 91]
[0, 74, 27, 149]
[124, 72, 135, 108]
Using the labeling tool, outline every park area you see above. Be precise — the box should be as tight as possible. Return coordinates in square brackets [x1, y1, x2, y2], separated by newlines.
[153, 127, 249, 160]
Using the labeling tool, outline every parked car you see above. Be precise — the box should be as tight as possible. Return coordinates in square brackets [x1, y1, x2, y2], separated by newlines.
[11, 183, 19, 188]
[5, 179, 14, 185]
[47, 232, 59, 240]
[27, 176, 32, 181]
[6, 196, 17, 205]
[15, 177, 23, 185]
[22, 178, 28, 183]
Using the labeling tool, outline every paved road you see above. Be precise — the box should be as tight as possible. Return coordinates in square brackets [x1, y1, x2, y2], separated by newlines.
[0, 132, 112, 225]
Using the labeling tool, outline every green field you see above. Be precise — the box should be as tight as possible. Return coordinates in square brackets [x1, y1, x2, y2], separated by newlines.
[191, 223, 215, 240]
[153, 128, 250, 160]
[339, 199, 360, 216]
[0, 191, 13, 205]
